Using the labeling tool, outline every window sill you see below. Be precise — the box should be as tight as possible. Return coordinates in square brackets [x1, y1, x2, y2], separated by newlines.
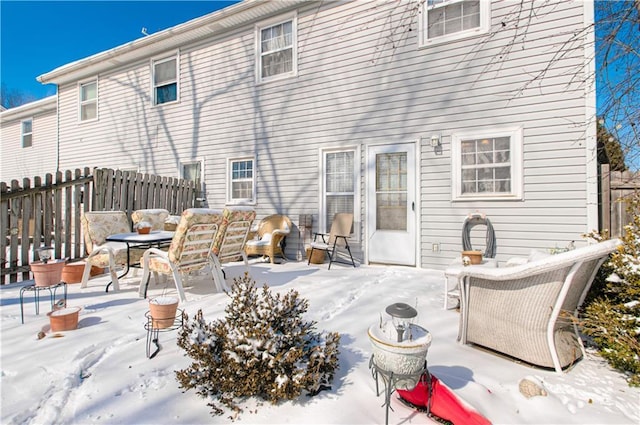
[226, 200, 257, 207]
[152, 99, 180, 108]
[256, 71, 297, 86]
[452, 194, 523, 202]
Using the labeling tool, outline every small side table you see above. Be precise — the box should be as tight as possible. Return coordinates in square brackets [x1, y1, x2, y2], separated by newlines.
[144, 309, 184, 359]
[369, 355, 431, 425]
[20, 282, 68, 324]
[443, 258, 498, 309]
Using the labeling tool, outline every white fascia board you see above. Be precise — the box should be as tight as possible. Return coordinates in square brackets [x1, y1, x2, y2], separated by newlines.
[0, 95, 57, 123]
[37, 0, 309, 86]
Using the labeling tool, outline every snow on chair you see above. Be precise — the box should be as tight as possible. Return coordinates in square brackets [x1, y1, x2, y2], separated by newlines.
[211, 206, 257, 273]
[138, 208, 226, 303]
[244, 214, 292, 263]
[457, 238, 621, 373]
[131, 208, 170, 231]
[80, 211, 136, 291]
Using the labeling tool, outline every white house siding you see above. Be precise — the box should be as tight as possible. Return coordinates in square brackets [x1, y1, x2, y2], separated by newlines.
[49, 0, 595, 269]
[0, 96, 58, 182]
[417, 0, 595, 269]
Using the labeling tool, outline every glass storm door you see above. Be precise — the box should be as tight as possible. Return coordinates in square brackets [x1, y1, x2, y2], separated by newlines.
[367, 143, 416, 265]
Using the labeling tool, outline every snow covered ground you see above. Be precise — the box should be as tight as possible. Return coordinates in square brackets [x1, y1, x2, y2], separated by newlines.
[2, 260, 638, 424]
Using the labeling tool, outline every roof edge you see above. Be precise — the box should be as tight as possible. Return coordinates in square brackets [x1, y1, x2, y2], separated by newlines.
[1, 95, 57, 123]
[36, 0, 308, 86]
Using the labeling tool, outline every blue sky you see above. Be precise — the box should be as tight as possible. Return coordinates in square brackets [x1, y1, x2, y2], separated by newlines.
[1, 1, 239, 101]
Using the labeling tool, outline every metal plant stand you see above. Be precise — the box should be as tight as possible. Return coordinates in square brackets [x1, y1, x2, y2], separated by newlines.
[369, 354, 431, 425]
[20, 282, 67, 324]
[144, 308, 184, 359]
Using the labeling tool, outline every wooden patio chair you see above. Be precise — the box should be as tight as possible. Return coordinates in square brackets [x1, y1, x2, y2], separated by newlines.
[308, 212, 356, 269]
[244, 214, 292, 263]
[138, 208, 226, 302]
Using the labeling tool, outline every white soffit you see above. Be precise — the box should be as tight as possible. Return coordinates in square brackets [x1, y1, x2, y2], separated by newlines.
[37, 0, 308, 86]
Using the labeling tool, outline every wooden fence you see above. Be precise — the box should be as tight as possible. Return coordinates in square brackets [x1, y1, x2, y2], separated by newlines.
[1, 167, 196, 284]
[600, 164, 640, 238]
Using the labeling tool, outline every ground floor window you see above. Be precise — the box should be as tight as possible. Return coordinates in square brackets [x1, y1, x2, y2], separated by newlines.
[228, 157, 255, 204]
[321, 148, 358, 234]
[451, 127, 523, 200]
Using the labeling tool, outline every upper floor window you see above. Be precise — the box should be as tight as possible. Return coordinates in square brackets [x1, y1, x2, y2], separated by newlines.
[321, 149, 358, 235]
[257, 15, 296, 83]
[228, 157, 255, 204]
[421, 0, 490, 46]
[153, 56, 178, 105]
[451, 127, 523, 201]
[79, 80, 97, 121]
[21, 119, 32, 148]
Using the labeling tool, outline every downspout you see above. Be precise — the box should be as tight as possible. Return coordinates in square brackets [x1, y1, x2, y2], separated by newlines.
[584, 0, 598, 232]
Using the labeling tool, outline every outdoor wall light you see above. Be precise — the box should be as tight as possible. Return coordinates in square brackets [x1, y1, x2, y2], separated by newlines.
[430, 134, 441, 147]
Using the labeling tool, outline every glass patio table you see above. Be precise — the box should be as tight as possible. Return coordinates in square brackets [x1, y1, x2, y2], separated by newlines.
[104, 230, 174, 292]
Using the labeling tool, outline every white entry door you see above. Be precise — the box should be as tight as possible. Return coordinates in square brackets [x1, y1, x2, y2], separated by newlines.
[367, 143, 416, 265]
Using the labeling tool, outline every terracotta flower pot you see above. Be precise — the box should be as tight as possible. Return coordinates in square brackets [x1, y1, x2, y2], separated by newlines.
[461, 250, 483, 265]
[48, 306, 81, 332]
[61, 262, 87, 284]
[149, 296, 179, 329]
[136, 221, 152, 234]
[30, 259, 66, 287]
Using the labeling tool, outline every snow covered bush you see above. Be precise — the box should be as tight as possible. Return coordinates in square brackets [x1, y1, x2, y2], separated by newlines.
[582, 191, 640, 386]
[176, 273, 341, 417]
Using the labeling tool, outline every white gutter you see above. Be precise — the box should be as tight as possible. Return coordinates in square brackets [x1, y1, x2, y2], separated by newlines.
[37, 0, 309, 86]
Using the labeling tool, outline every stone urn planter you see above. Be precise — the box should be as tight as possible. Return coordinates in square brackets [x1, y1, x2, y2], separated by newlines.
[149, 296, 179, 329]
[368, 320, 432, 390]
[30, 259, 67, 287]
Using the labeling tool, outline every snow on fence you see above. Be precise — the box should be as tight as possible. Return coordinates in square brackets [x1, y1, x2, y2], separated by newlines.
[1, 167, 196, 284]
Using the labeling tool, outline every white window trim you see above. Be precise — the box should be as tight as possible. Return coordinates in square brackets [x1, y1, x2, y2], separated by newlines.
[78, 79, 98, 122]
[151, 53, 180, 107]
[255, 12, 298, 84]
[451, 126, 523, 201]
[227, 156, 256, 205]
[21, 118, 33, 148]
[318, 146, 361, 239]
[419, 0, 491, 48]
